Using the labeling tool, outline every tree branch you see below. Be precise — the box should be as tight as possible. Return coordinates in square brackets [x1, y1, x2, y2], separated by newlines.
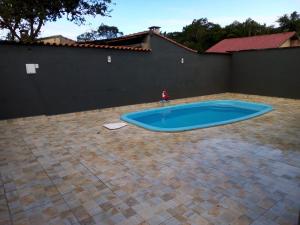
[32, 17, 43, 40]
[29, 17, 34, 37]
[0, 18, 21, 40]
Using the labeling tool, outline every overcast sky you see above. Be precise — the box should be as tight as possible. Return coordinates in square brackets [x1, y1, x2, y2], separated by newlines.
[40, 0, 300, 40]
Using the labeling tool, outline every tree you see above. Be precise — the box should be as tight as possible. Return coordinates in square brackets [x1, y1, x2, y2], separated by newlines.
[166, 18, 224, 52]
[77, 31, 99, 41]
[0, 0, 112, 42]
[77, 23, 123, 41]
[277, 11, 300, 35]
[224, 18, 275, 38]
[166, 17, 278, 52]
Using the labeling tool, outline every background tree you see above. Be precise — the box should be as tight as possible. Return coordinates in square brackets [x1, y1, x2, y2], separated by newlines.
[277, 11, 300, 35]
[165, 12, 300, 53]
[224, 18, 275, 38]
[166, 18, 224, 52]
[77, 31, 99, 41]
[77, 23, 123, 41]
[0, 0, 113, 42]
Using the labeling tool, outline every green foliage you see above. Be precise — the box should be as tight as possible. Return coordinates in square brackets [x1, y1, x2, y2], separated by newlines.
[277, 11, 300, 35]
[224, 19, 275, 38]
[0, 0, 112, 41]
[77, 30, 99, 41]
[166, 12, 299, 52]
[182, 19, 224, 52]
[77, 23, 123, 41]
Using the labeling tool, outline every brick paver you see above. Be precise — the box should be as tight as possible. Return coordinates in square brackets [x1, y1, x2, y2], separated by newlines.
[0, 93, 299, 225]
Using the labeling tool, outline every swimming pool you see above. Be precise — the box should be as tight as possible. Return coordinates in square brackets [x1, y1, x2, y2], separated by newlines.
[121, 100, 273, 132]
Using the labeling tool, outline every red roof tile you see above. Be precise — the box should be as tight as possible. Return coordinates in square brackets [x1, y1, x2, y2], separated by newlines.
[0, 41, 151, 52]
[0, 30, 198, 53]
[206, 32, 297, 53]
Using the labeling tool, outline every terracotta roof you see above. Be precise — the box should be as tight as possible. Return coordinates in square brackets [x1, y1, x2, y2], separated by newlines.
[206, 32, 297, 53]
[0, 40, 151, 52]
[0, 30, 197, 53]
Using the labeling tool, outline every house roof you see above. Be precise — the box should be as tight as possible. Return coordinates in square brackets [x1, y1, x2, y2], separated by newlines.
[88, 31, 198, 53]
[37, 35, 75, 42]
[88, 31, 149, 45]
[0, 40, 151, 52]
[206, 32, 297, 53]
[0, 30, 197, 53]
[154, 32, 197, 53]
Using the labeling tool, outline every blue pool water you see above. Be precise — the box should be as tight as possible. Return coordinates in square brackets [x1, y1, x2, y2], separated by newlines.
[121, 100, 272, 132]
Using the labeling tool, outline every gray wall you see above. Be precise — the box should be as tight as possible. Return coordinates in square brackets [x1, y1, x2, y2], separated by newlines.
[231, 47, 300, 99]
[148, 35, 231, 99]
[2, 36, 299, 120]
[0, 36, 231, 119]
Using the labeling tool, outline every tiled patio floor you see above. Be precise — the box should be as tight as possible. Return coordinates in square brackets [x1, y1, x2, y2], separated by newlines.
[0, 93, 299, 225]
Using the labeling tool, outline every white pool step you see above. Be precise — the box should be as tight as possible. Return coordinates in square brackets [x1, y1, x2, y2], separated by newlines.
[103, 122, 127, 130]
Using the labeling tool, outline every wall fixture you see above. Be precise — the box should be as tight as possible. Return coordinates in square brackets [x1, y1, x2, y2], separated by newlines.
[26, 64, 39, 74]
[107, 56, 112, 63]
[181, 58, 184, 64]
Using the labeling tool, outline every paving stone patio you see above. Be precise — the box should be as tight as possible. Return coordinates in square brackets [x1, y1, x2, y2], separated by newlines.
[0, 93, 299, 225]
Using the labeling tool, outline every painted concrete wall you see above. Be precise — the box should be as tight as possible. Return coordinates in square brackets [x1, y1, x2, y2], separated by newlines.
[280, 39, 291, 48]
[149, 35, 231, 99]
[230, 47, 300, 99]
[280, 39, 300, 48]
[291, 39, 300, 47]
[1, 36, 299, 120]
[0, 37, 231, 119]
[37, 36, 75, 45]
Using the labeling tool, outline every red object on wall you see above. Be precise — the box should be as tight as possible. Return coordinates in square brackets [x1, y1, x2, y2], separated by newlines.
[162, 89, 170, 101]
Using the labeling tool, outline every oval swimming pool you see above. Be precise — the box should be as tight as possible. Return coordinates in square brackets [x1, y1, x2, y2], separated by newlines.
[121, 100, 273, 132]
